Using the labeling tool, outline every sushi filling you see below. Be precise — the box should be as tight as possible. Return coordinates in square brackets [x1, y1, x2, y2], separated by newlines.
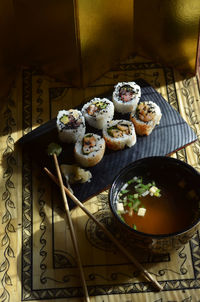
[107, 123, 131, 138]
[136, 102, 156, 122]
[86, 100, 108, 116]
[119, 85, 136, 102]
[82, 134, 99, 154]
[59, 111, 82, 130]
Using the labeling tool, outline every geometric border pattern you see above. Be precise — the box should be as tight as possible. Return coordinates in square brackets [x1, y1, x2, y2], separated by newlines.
[21, 64, 200, 300]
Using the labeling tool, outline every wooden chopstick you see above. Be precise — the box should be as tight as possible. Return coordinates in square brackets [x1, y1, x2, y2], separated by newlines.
[44, 166, 163, 291]
[51, 155, 90, 302]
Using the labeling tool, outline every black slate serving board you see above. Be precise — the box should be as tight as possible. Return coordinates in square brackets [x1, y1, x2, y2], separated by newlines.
[18, 79, 197, 207]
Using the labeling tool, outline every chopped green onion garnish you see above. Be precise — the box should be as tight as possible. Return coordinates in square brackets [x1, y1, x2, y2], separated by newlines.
[117, 177, 161, 221]
[121, 189, 129, 194]
[127, 195, 135, 201]
[132, 200, 141, 211]
[127, 179, 135, 184]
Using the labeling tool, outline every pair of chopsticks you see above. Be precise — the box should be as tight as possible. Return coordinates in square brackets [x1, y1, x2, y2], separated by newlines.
[45, 148, 163, 296]
[47, 142, 90, 302]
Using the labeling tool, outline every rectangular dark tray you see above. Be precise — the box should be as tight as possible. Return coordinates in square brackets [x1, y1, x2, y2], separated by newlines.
[18, 79, 197, 207]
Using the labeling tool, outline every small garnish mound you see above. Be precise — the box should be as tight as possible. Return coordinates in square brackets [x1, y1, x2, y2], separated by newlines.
[47, 142, 62, 157]
[61, 164, 92, 184]
[61, 164, 92, 194]
[117, 176, 161, 229]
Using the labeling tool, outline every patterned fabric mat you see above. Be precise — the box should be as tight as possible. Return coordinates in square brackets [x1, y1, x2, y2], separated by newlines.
[0, 56, 200, 302]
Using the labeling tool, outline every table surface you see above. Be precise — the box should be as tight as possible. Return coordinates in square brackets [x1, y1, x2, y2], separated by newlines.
[0, 55, 200, 302]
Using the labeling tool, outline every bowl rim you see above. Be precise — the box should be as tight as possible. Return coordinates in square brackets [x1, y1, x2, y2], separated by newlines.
[109, 155, 200, 239]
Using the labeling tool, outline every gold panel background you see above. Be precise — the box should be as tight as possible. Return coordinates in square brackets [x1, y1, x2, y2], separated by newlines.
[0, 0, 199, 100]
[78, 0, 134, 86]
[12, 0, 134, 87]
[134, 0, 200, 74]
[13, 0, 81, 85]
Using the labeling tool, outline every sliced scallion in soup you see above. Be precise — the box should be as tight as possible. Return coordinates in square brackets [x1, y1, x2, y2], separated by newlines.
[116, 176, 199, 235]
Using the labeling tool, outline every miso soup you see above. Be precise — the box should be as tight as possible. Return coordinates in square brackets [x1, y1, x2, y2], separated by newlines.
[116, 175, 199, 235]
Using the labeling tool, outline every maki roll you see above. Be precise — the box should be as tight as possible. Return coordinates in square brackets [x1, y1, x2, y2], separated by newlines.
[81, 97, 114, 129]
[74, 133, 106, 167]
[130, 101, 162, 136]
[112, 82, 141, 114]
[57, 109, 85, 143]
[103, 120, 136, 150]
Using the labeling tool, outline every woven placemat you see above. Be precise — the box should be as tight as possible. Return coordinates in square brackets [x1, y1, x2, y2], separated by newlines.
[0, 56, 200, 302]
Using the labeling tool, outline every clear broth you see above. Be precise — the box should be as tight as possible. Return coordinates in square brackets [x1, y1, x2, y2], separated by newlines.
[119, 178, 199, 235]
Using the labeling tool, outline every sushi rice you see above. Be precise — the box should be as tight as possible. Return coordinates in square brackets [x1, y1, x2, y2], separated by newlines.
[74, 133, 106, 167]
[112, 82, 141, 114]
[81, 97, 114, 129]
[57, 109, 85, 143]
[130, 101, 162, 136]
[103, 120, 137, 150]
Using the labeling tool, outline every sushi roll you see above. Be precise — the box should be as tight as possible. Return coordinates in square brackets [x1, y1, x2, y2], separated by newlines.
[130, 101, 162, 136]
[74, 133, 106, 167]
[103, 120, 136, 151]
[112, 82, 141, 114]
[81, 97, 114, 129]
[57, 109, 85, 143]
